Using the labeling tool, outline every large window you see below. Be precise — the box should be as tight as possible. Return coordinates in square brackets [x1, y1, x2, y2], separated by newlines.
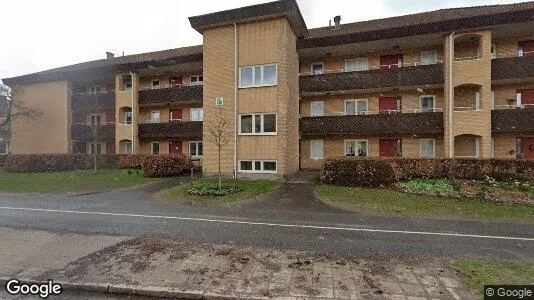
[190, 75, 203, 86]
[420, 139, 436, 158]
[190, 141, 203, 157]
[345, 99, 368, 115]
[239, 113, 276, 135]
[310, 101, 324, 117]
[151, 142, 160, 155]
[345, 140, 368, 157]
[190, 108, 204, 121]
[310, 140, 324, 159]
[420, 51, 438, 65]
[90, 142, 102, 155]
[311, 62, 324, 75]
[239, 160, 277, 173]
[125, 142, 133, 154]
[0, 141, 9, 154]
[151, 110, 160, 123]
[239, 64, 277, 87]
[345, 58, 369, 72]
[419, 96, 436, 112]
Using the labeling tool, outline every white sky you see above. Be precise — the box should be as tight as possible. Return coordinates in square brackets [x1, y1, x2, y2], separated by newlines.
[0, 0, 529, 78]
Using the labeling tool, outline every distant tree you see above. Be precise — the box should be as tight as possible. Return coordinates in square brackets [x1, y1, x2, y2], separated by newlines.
[0, 81, 41, 126]
[204, 107, 232, 190]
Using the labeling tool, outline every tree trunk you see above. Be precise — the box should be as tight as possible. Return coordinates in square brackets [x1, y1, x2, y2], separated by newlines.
[93, 152, 97, 172]
[218, 147, 222, 191]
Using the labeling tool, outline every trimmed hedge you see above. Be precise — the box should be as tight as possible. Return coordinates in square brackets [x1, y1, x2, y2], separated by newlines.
[142, 154, 193, 178]
[0, 155, 7, 168]
[322, 157, 396, 188]
[3, 154, 120, 172]
[322, 157, 534, 187]
[117, 154, 150, 169]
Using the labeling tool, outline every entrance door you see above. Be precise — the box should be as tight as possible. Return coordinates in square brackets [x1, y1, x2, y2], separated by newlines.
[520, 41, 534, 57]
[380, 55, 402, 69]
[522, 138, 534, 159]
[169, 141, 182, 155]
[379, 97, 401, 114]
[169, 109, 183, 122]
[169, 76, 183, 87]
[379, 139, 399, 157]
[519, 89, 534, 108]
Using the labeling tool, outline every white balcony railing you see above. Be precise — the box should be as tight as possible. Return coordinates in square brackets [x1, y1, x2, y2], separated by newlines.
[299, 60, 444, 76]
[301, 108, 443, 118]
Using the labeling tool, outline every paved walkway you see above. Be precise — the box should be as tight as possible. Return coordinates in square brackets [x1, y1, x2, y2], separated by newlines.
[0, 227, 474, 299]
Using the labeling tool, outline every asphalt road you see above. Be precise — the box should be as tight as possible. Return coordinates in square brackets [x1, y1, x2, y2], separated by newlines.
[0, 183, 533, 261]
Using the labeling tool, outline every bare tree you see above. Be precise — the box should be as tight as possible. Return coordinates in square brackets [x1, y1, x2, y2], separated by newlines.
[85, 89, 114, 171]
[0, 82, 41, 126]
[203, 107, 232, 190]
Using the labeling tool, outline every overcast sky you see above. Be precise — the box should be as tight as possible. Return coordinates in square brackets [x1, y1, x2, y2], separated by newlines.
[0, 0, 529, 78]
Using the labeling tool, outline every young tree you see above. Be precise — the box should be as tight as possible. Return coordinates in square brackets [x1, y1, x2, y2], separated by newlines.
[85, 89, 114, 171]
[204, 107, 232, 190]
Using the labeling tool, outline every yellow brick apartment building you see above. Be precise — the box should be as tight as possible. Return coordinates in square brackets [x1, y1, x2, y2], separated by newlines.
[2, 0, 534, 178]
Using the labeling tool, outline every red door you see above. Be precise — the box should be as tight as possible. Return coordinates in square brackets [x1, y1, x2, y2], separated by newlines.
[106, 143, 115, 155]
[522, 138, 534, 159]
[519, 89, 534, 108]
[379, 139, 399, 157]
[380, 55, 402, 69]
[169, 141, 182, 155]
[520, 41, 534, 57]
[379, 97, 401, 114]
[169, 109, 183, 122]
[169, 76, 183, 86]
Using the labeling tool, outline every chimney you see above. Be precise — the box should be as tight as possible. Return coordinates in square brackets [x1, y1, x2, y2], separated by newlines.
[333, 15, 341, 27]
[106, 52, 115, 59]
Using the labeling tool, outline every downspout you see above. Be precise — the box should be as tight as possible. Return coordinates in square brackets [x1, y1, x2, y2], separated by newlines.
[233, 22, 238, 178]
[448, 32, 455, 158]
[129, 71, 135, 154]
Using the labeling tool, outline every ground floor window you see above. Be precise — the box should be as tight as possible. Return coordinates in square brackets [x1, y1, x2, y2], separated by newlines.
[0, 141, 8, 154]
[151, 142, 160, 155]
[310, 140, 323, 159]
[89, 142, 102, 155]
[239, 160, 277, 173]
[420, 139, 436, 158]
[190, 141, 203, 157]
[345, 139, 368, 157]
[125, 142, 133, 154]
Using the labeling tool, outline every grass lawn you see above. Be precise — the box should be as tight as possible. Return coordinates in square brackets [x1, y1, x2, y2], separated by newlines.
[0, 169, 158, 193]
[453, 259, 534, 295]
[316, 184, 534, 223]
[162, 178, 280, 206]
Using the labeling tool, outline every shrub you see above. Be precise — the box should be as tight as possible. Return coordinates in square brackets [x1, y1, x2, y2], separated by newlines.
[3, 154, 92, 172]
[0, 154, 7, 168]
[187, 181, 242, 196]
[142, 154, 193, 178]
[117, 154, 149, 169]
[321, 157, 396, 188]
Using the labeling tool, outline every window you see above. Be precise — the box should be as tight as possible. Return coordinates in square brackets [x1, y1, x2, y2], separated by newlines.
[122, 75, 132, 91]
[344, 99, 368, 115]
[239, 160, 277, 173]
[345, 58, 369, 72]
[491, 43, 497, 59]
[516, 138, 523, 156]
[0, 141, 8, 154]
[190, 75, 203, 86]
[90, 143, 102, 155]
[190, 108, 204, 121]
[421, 51, 437, 65]
[125, 111, 132, 124]
[311, 62, 324, 75]
[518, 45, 524, 57]
[310, 101, 324, 117]
[151, 110, 160, 123]
[125, 142, 133, 154]
[239, 113, 276, 135]
[89, 114, 102, 125]
[190, 141, 203, 157]
[310, 140, 324, 159]
[419, 96, 436, 112]
[151, 80, 160, 89]
[239, 64, 277, 87]
[88, 86, 102, 94]
[151, 142, 160, 155]
[345, 140, 368, 157]
[420, 139, 436, 158]
[475, 92, 481, 110]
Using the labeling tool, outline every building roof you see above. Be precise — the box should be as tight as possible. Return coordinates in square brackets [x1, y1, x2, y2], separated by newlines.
[189, 0, 308, 38]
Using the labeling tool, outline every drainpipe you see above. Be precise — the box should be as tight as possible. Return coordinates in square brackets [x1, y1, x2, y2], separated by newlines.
[233, 22, 238, 178]
[448, 32, 456, 158]
[129, 71, 135, 154]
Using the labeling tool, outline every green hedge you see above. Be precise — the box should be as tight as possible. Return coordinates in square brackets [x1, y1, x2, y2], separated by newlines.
[2, 154, 119, 172]
[142, 154, 193, 178]
[322, 157, 396, 188]
[0, 155, 7, 168]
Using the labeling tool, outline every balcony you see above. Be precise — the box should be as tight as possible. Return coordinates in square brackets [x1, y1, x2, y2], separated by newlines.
[71, 123, 115, 141]
[299, 64, 443, 94]
[138, 85, 203, 105]
[491, 56, 534, 82]
[138, 121, 202, 140]
[300, 112, 444, 136]
[71, 92, 115, 111]
[491, 108, 534, 132]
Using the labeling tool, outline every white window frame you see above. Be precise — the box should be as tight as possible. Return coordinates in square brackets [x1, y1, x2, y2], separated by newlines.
[419, 95, 436, 112]
[238, 113, 277, 135]
[170, 109, 182, 122]
[420, 51, 438, 65]
[151, 110, 160, 123]
[310, 140, 324, 160]
[88, 86, 102, 94]
[344, 139, 368, 157]
[190, 75, 204, 86]
[518, 44, 524, 57]
[151, 142, 160, 155]
[345, 58, 369, 72]
[238, 160, 277, 174]
[151, 80, 160, 89]
[239, 64, 278, 88]
[475, 92, 481, 110]
[89, 142, 103, 155]
[190, 141, 203, 157]
[517, 92, 522, 106]
[310, 62, 324, 75]
[310, 101, 324, 117]
[125, 142, 133, 154]
[491, 43, 497, 59]
[190, 108, 204, 121]
[0, 140, 9, 154]
[420, 139, 436, 158]
[344, 99, 368, 115]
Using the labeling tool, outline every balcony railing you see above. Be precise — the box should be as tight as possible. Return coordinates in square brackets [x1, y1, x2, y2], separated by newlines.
[71, 123, 115, 141]
[71, 91, 115, 111]
[138, 121, 202, 140]
[300, 112, 444, 136]
[138, 85, 203, 105]
[491, 109, 534, 132]
[301, 108, 443, 118]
